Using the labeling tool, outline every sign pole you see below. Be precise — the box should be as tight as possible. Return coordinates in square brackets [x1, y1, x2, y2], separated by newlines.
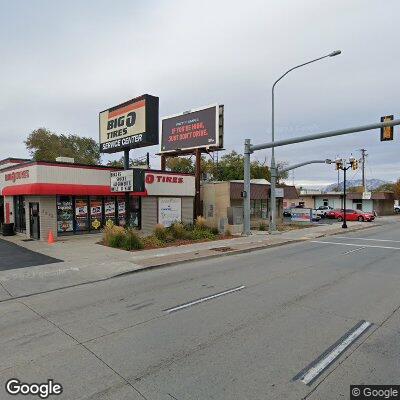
[195, 148, 202, 219]
[342, 165, 347, 229]
[124, 148, 131, 227]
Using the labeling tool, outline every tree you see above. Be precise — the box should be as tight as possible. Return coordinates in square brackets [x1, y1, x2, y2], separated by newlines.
[164, 151, 288, 183]
[107, 156, 148, 168]
[394, 179, 400, 199]
[374, 179, 400, 198]
[166, 157, 195, 173]
[25, 128, 100, 165]
[374, 182, 394, 193]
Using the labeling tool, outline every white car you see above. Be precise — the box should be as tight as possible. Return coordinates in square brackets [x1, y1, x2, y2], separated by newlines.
[314, 205, 334, 218]
[395, 206, 400, 213]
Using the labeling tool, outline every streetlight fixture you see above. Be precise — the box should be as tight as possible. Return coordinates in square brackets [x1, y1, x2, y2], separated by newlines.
[269, 50, 342, 233]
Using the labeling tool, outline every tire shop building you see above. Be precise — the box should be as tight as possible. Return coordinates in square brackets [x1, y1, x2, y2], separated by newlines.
[0, 157, 195, 240]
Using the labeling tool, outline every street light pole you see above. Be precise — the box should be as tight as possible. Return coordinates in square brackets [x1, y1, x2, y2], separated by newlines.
[269, 50, 341, 233]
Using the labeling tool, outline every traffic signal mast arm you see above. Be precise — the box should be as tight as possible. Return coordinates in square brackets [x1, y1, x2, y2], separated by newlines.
[250, 118, 400, 152]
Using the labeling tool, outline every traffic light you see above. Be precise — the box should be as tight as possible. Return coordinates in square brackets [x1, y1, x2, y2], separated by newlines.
[335, 158, 342, 170]
[381, 115, 394, 141]
[351, 159, 359, 170]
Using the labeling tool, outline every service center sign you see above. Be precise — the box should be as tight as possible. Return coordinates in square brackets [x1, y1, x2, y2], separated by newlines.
[161, 104, 220, 153]
[144, 172, 195, 196]
[99, 94, 159, 153]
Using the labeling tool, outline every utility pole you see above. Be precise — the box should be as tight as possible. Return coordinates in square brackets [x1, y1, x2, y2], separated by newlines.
[360, 148, 367, 191]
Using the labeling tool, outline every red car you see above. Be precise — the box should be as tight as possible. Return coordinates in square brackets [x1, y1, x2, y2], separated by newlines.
[326, 209, 342, 219]
[336, 209, 375, 222]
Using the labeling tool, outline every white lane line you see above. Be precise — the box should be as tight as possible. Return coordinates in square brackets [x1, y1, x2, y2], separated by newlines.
[164, 285, 246, 313]
[311, 240, 400, 250]
[335, 236, 400, 244]
[342, 247, 365, 255]
[299, 321, 372, 385]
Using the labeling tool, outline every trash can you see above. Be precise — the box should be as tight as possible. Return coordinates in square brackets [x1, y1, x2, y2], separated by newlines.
[2, 223, 15, 236]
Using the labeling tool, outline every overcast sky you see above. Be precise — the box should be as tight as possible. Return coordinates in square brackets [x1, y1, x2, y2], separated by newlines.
[1, 0, 399, 187]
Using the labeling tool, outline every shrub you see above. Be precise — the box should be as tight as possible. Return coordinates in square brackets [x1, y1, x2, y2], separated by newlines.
[169, 222, 187, 239]
[225, 228, 232, 236]
[210, 227, 219, 235]
[154, 224, 167, 241]
[108, 226, 126, 248]
[195, 216, 208, 230]
[182, 222, 194, 231]
[142, 235, 164, 248]
[259, 222, 267, 231]
[123, 228, 143, 250]
[191, 227, 216, 241]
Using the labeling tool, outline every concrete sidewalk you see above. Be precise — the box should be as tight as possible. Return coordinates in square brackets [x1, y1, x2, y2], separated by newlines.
[0, 220, 386, 300]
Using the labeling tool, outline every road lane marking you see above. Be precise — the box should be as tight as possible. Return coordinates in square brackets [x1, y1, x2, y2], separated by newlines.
[164, 285, 246, 314]
[310, 240, 400, 250]
[342, 247, 365, 255]
[334, 236, 400, 244]
[294, 320, 372, 385]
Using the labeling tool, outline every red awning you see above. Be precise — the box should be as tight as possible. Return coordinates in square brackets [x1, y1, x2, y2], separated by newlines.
[2, 183, 147, 197]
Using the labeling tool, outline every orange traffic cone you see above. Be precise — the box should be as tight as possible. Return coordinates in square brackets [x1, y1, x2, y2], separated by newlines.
[47, 230, 55, 244]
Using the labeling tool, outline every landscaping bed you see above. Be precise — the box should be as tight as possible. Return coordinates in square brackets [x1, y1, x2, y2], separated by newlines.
[101, 217, 233, 251]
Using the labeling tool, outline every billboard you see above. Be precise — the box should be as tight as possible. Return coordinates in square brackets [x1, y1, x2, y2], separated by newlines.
[99, 94, 159, 153]
[160, 104, 223, 153]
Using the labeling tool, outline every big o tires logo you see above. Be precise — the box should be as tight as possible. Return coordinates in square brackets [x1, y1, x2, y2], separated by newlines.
[145, 174, 155, 184]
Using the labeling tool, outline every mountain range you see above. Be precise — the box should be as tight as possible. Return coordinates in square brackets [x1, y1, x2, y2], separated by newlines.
[324, 179, 388, 192]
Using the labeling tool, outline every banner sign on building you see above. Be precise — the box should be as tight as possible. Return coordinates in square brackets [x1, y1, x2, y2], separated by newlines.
[99, 94, 159, 153]
[158, 197, 182, 227]
[110, 169, 145, 193]
[160, 104, 223, 153]
[291, 208, 312, 222]
[362, 191, 372, 200]
[144, 171, 195, 196]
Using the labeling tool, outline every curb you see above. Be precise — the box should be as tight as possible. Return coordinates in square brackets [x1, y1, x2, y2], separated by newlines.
[113, 238, 306, 278]
[0, 223, 380, 303]
[114, 223, 380, 278]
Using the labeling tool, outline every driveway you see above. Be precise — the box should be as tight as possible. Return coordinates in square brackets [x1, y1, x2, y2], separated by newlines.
[0, 238, 62, 270]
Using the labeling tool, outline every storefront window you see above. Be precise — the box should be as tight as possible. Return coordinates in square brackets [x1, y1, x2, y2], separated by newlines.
[104, 196, 116, 225]
[117, 198, 126, 227]
[57, 196, 73, 233]
[130, 196, 141, 228]
[90, 196, 103, 231]
[75, 197, 89, 231]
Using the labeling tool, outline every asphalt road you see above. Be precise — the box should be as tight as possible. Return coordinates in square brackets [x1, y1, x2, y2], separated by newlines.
[0, 238, 61, 270]
[1, 221, 400, 399]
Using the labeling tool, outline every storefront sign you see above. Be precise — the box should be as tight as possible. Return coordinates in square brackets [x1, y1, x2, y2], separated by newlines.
[110, 169, 145, 192]
[362, 191, 372, 200]
[158, 197, 182, 227]
[291, 208, 312, 222]
[110, 170, 134, 192]
[161, 104, 223, 153]
[275, 188, 284, 198]
[145, 172, 195, 196]
[99, 94, 159, 153]
[5, 170, 30, 182]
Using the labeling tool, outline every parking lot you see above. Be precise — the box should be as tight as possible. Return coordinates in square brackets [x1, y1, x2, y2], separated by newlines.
[0, 239, 61, 271]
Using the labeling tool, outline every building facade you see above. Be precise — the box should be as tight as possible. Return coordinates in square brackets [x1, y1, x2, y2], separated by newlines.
[0, 158, 195, 240]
